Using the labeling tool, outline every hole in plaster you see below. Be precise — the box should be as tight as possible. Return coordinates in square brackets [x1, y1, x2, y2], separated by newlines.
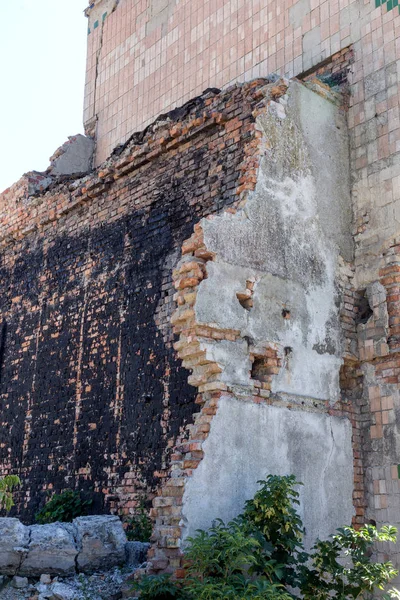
[236, 291, 252, 311]
[339, 359, 364, 402]
[243, 335, 255, 346]
[237, 279, 255, 311]
[283, 346, 293, 370]
[282, 308, 291, 319]
[355, 290, 373, 325]
[251, 357, 271, 383]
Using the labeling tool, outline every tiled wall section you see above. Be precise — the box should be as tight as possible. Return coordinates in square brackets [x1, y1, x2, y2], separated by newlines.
[84, 0, 398, 182]
[84, 0, 400, 294]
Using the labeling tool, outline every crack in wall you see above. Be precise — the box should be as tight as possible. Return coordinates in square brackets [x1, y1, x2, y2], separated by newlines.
[16, 526, 31, 575]
[323, 419, 336, 487]
[87, 1, 119, 143]
[73, 237, 93, 456]
[91, 25, 104, 142]
[0, 319, 7, 389]
[22, 298, 46, 463]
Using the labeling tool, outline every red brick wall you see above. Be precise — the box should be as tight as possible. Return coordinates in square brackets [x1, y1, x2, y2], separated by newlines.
[0, 80, 272, 522]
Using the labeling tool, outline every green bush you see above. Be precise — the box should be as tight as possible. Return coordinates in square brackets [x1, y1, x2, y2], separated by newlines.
[0, 475, 20, 513]
[241, 474, 306, 587]
[133, 574, 183, 600]
[125, 496, 153, 542]
[133, 475, 400, 600]
[300, 524, 400, 600]
[35, 489, 92, 524]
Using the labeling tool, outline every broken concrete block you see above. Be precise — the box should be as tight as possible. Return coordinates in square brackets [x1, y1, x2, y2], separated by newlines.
[0, 518, 29, 576]
[26, 172, 54, 195]
[48, 581, 79, 600]
[20, 523, 77, 577]
[125, 541, 150, 567]
[48, 134, 94, 176]
[11, 575, 29, 589]
[74, 515, 127, 572]
[36, 581, 52, 598]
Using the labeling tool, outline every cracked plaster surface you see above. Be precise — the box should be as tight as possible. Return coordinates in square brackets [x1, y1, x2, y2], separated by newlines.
[182, 396, 354, 551]
[195, 81, 352, 402]
[179, 81, 355, 548]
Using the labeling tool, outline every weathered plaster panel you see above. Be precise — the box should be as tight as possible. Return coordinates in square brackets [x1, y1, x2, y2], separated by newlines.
[182, 397, 354, 551]
[49, 135, 94, 176]
[196, 81, 352, 401]
[147, 0, 178, 35]
[294, 84, 353, 262]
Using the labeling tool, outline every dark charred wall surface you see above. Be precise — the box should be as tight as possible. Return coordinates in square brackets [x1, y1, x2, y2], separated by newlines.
[0, 84, 257, 521]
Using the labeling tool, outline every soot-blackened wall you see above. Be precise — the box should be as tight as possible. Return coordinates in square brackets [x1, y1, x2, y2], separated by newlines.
[0, 84, 257, 521]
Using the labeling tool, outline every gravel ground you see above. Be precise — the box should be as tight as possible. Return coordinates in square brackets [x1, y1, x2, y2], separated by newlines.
[0, 567, 138, 600]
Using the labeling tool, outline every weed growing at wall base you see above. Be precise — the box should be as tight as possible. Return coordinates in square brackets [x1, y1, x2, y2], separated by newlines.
[35, 489, 92, 524]
[134, 475, 400, 599]
[125, 495, 153, 543]
[0, 475, 20, 513]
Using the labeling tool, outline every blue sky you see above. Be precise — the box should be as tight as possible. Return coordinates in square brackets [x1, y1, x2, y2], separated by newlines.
[0, 0, 88, 192]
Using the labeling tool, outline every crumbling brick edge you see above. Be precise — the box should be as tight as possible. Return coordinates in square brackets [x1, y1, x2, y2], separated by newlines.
[147, 77, 366, 575]
[0, 72, 366, 574]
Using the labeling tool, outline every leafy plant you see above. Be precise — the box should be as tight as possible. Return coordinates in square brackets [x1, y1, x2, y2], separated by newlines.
[300, 524, 399, 600]
[184, 518, 261, 581]
[35, 488, 92, 524]
[0, 474, 20, 513]
[134, 475, 400, 600]
[242, 475, 307, 586]
[125, 495, 153, 542]
[133, 574, 183, 600]
[181, 577, 293, 599]
[133, 572, 291, 600]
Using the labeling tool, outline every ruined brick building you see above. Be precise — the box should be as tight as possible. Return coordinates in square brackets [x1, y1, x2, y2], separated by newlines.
[1, 0, 400, 575]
